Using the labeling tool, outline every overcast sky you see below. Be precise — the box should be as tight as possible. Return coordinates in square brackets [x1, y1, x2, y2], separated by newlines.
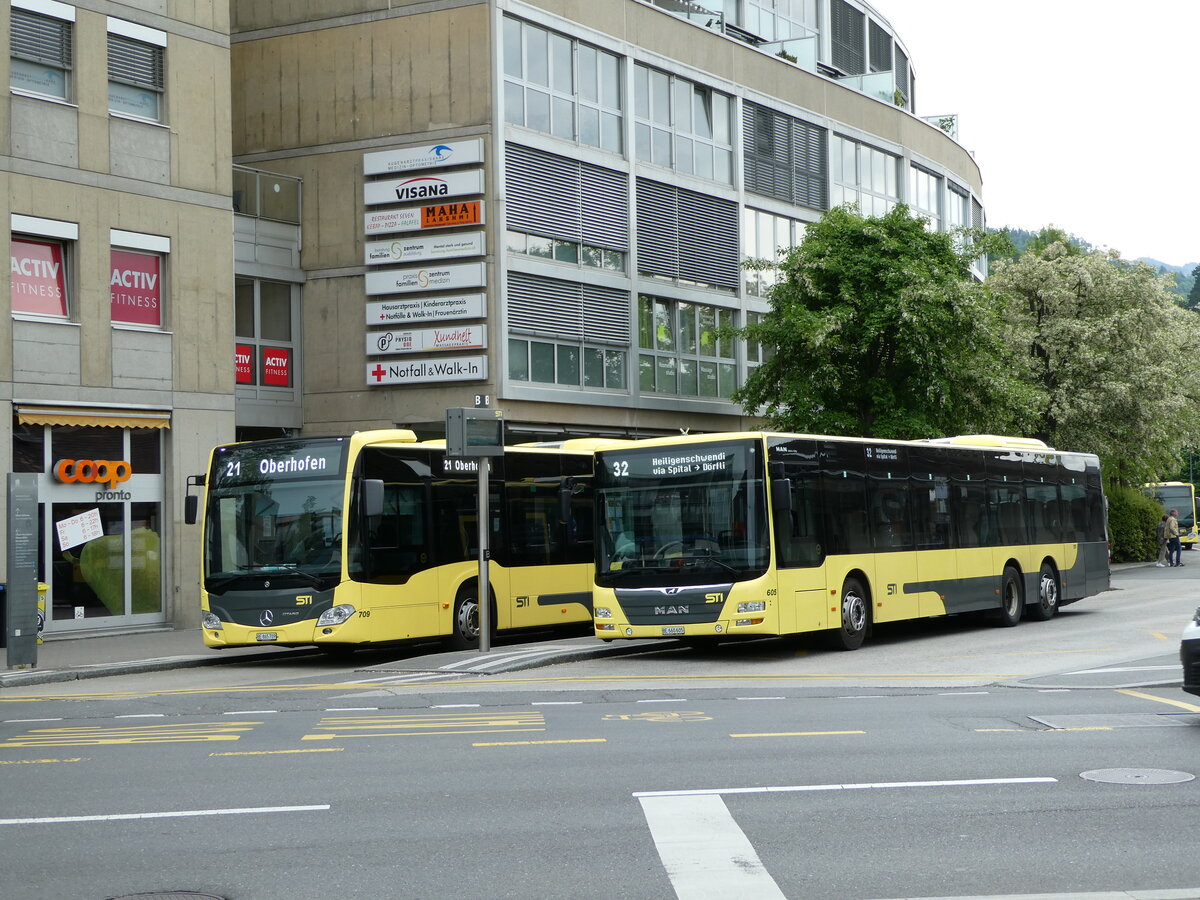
[878, 0, 1197, 268]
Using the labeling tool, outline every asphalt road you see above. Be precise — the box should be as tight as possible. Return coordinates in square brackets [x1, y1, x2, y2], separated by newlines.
[2, 563, 1198, 900]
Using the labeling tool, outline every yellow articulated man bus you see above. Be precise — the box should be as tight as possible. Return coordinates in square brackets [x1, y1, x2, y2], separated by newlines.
[1142, 482, 1199, 549]
[185, 429, 604, 653]
[592, 432, 1110, 649]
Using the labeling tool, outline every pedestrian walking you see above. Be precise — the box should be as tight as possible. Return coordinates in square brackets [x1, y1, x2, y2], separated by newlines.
[1157, 514, 1170, 566]
[1167, 508, 1183, 567]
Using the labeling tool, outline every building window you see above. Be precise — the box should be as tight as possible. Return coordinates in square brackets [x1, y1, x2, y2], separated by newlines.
[742, 103, 827, 211]
[830, 0, 865, 75]
[945, 183, 969, 231]
[744, 0, 818, 42]
[742, 208, 806, 298]
[107, 19, 165, 122]
[831, 135, 899, 216]
[110, 231, 169, 328]
[10, 2, 72, 101]
[745, 311, 773, 377]
[506, 232, 625, 273]
[236, 278, 297, 392]
[636, 179, 740, 291]
[908, 166, 942, 231]
[638, 295, 736, 399]
[508, 338, 627, 390]
[503, 18, 622, 154]
[634, 65, 733, 184]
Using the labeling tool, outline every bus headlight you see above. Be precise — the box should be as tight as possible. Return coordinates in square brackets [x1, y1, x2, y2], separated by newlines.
[595, 607, 612, 619]
[737, 601, 766, 613]
[202, 611, 222, 630]
[317, 604, 356, 626]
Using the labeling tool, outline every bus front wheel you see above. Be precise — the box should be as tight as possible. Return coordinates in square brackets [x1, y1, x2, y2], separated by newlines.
[828, 578, 869, 651]
[449, 588, 481, 650]
[995, 566, 1023, 627]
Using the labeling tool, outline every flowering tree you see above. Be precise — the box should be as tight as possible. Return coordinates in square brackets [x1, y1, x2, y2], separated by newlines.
[987, 235, 1200, 485]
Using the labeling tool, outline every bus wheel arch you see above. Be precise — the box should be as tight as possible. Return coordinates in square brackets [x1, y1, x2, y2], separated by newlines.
[1027, 560, 1060, 621]
[448, 580, 497, 650]
[828, 574, 871, 651]
[993, 563, 1023, 627]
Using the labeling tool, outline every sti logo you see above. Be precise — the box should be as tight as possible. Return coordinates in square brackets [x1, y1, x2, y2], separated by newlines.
[430, 144, 454, 162]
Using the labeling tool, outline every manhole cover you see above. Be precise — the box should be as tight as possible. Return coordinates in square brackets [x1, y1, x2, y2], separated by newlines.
[107, 893, 226, 900]
[1080, 768, 1195, 785]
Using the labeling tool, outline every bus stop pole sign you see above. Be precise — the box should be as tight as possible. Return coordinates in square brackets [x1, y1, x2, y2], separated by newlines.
[6, 473, 40, 669]
[446, 407, 505, 653]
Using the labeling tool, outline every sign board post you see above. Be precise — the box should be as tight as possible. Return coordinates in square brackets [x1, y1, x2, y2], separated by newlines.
[6, 474, 40, 668]
[445, 405, 504, 653]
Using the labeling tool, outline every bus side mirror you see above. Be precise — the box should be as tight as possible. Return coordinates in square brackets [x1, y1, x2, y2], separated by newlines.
[771, 478, 792, 515]
[559, 479, 574, 525]
[361, 478, 385, 518]
[184, 473, 205, 525]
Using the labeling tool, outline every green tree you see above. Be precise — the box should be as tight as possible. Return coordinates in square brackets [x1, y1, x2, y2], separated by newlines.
[733, 204, 1039, 439]
[1189, 266, 1200, 310]
[987, 237, 1200, 486]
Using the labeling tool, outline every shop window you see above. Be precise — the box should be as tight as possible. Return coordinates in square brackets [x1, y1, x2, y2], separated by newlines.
[235, 277, 299, 395]
[107, 20, 165, 122]
[10, 234, 69, 317]
[12, 422, 45, 472]
[10, 3, 73, 101]
[110, 248, 163, 327]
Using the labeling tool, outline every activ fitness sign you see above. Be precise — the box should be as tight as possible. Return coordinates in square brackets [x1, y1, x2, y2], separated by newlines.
[54, 458, 134, 500]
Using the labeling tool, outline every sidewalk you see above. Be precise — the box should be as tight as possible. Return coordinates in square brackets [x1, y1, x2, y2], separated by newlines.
[1, 627, 313, 689]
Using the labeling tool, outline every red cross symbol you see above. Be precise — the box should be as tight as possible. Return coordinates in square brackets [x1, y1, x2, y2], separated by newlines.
[370, 364, 388, 382]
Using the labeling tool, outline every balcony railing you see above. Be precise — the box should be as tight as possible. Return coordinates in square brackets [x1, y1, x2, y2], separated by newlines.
[233, 166, 302, 224]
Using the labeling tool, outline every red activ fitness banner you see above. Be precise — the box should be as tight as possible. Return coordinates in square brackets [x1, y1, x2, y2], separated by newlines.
[235, 344, 255, 384]
[110, 249, 162, 326]
[262, 347, 291, 386]
[11, 238, 67, 316]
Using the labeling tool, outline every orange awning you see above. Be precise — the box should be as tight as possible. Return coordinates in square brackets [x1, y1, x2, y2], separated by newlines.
[16, 405, 171, 429]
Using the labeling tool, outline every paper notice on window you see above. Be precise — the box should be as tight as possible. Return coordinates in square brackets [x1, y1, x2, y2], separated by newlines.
[56, 508, 105, 551]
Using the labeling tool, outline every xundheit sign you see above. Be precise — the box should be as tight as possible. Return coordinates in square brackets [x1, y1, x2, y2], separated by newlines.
[366, 325, 487, 356]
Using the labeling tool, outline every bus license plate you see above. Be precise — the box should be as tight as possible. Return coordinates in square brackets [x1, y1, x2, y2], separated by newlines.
[662, 626, 685, 636]
[256, 632, 277, 642]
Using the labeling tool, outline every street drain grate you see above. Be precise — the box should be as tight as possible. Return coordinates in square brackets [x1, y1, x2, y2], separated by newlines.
[1080, 768, 1195, 785]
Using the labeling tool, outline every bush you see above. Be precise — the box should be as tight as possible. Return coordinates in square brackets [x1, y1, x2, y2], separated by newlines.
[1107, 485, 1161, 562]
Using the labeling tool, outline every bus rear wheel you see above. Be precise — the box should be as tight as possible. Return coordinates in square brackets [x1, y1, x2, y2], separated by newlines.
[994, 566, 1023, 627]
[1027, 563, 1059, 622]
[828, 577, 869, 651]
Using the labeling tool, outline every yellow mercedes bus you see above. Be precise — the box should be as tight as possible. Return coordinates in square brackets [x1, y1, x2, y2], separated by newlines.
[592, 432, 1109, 649]
[1142, 482, 1199, 549]
[185, 429, 601, 652]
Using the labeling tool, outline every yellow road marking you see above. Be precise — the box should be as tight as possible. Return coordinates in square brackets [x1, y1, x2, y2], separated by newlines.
[210, 748, 344, 756]
[1117, 689, 1200, 712]
[0, 722, 260, 748]
[0, 672, 1029, 702]
[0, 757, 88, 764]
[473, 738, 607, 747]
[730, 730, 865, 738]
[1150, 632, 1170, 641]
[302, 728, 545, 740]
[1052, 727, 1113, 732]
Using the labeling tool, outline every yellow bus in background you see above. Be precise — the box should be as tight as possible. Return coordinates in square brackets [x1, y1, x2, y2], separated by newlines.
[1142, 482, 1199, 548]
[592, 432, 1110, 649]
[186, 429, 601, 653]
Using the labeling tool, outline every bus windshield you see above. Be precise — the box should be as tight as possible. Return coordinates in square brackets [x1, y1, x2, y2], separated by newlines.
[203, 439, 348, 589]
[1149, 484, 1196, 530]
[595, 439, 769, 585]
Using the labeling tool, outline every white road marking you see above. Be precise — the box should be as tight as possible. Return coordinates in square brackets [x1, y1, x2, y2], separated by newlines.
[3, 718, 63, 724]
[635, 776, 1058, 799]
[0, 804, 330, 825]
[638, 793, 786, 899]
[114, 714, 165, 719]
[431, 704, 481, 709]
[1065, 665, 1181, 674]
[223, 710, 279, 715]
[736, 697, 785, 701]
[531, 701, 583, 706]
[637, 698, 688, 703]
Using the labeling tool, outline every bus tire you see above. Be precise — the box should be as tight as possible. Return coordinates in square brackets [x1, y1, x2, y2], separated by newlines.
[828, 577, 869, 651]
[449, 586, 482, 650]
[994, 566, 1023, 627]
[1027, 563, 1059, 621]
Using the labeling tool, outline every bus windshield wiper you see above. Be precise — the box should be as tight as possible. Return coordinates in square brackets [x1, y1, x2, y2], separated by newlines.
[238, 563, 325, 589]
